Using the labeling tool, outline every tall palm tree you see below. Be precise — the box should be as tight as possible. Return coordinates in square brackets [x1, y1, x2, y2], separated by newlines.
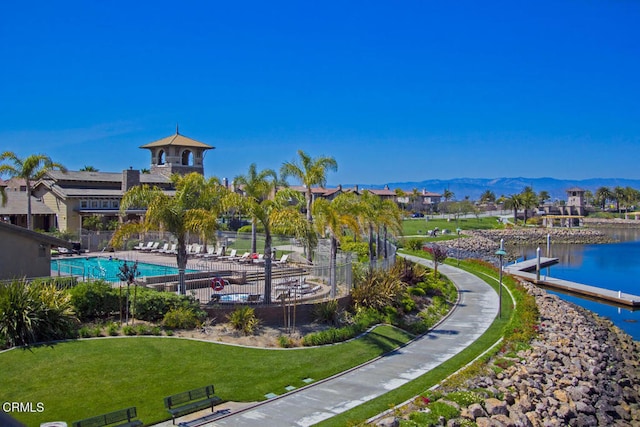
[280, 150, 338, 261]
[358, 191, 402, 268]
[520, 186, 538, 224]
[111, 172, 227, 294]
[0, 152, 66, 230]
[504, 193, 523, 225]
[233, 163, 278, 254]
[613, 186, 626, 213]
[595, 187, 613, 210]
[312, 193, 360, 298]
[79, 166, 99, 172]
[226, 186, 306, 303]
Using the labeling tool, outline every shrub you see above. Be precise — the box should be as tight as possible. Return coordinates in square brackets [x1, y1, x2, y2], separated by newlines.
[351, 268, 403, 311]
[404, 238, 424, 251]
[407, 401, 459, 425]
[106, 322, 119, 336]
[136, 324, 152, 335]
[163, 307, 204, 330]
[227, 306, 260, 336]
[92, 326, 103, 337]
[312, 299, 340, 325]
[0, 279, 78, 347]
[278, 335, 296, 348]
[133, 288, 203, 322]
[69, 281, 119, 320]
[151, 326, 162, 336]
[339, 239, 369, 262]
[122, 325, 136, 336]
[78, 326, 93, 338]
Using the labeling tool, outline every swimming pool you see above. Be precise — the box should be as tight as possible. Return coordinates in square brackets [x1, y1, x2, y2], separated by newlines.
[50, 257, 196, 282]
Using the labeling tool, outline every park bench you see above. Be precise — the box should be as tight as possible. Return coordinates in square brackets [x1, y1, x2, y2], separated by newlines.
[164, 384, 223, 424]
[72, 407, 142, 427]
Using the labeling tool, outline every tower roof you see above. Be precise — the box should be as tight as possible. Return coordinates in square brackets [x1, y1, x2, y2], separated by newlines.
[140, 132, 214, 150]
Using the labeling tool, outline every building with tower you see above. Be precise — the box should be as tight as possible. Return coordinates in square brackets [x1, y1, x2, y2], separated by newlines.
[0, 130, 213, 235]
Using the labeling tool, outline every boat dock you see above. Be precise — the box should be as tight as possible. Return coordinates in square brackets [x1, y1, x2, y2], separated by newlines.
[505, 258, 640, 308]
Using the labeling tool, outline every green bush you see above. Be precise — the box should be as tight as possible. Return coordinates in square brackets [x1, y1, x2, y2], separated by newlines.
[133, 288, 203, 322]
[122, 325, 136, 336]
[0, 279, 78, 347]
[312, 299, 340, 325]
[278, 335, 296, 348]
[163, 307, 204, 330]
[106, 322, 119, 336]
[136, 324, 152, 335]
[227, 306, 260, 336]
[339, 239, 369, 262]
[69, 281, 120, 320]
[78, 326, 93, 338]
[407, 401, 459, 425]
[404, 238, 425, 251]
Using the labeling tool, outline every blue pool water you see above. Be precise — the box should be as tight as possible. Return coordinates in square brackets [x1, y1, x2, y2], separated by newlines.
[51, 257, 195, 282]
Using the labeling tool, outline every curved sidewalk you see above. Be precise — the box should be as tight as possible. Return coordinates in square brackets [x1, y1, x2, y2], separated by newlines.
[200, 256, 499, 426]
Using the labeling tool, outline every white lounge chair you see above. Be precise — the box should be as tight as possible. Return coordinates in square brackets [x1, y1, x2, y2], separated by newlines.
[153, 243, 169, 253]
[274, 254, 289, 266]
[135, 241, 153, 251]
[141, 242, 159, 252]
[218, 249, 237, 261]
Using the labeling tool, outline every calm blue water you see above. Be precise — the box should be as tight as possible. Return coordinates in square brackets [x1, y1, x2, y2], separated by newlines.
[51, 257, 195, 282]
[513, 229, 640, 341]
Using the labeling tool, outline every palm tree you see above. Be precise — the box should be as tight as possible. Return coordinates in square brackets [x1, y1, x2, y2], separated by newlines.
[538, 190, 550, 206]
[280, 150, 338, 261]
[595, 187, 613, 210]
[233, 163, 278, 254]
[226, 186, 306, 303]
[479, 190, 496, 205]
[111, 172, 227, 294]
[79, 166, 99, 172]
[520, 186, 538, 224]
[358, 191, 402, 268]
[504, 193, 522, 225]
[0, 152, 66, 230]
[312, 193, 360, 297]
[613, 186, 626, 213]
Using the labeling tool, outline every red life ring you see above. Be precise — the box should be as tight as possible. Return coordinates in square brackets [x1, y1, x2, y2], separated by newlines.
[211, 278, 225, 291]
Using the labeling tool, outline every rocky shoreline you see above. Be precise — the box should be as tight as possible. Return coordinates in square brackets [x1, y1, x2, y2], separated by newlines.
[451, 281, 640, 426]
[433, 227, 613, 263]
[378, 281, 640, 426]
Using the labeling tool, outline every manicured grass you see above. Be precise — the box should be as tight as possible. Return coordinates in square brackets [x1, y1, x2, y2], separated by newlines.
[402, 216, 502, 237]
[0, 325, 413, 426]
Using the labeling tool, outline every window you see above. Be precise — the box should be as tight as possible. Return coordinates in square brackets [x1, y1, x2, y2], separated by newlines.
[80, 200, 89, 209]
[102, 200, 110, 208]
[112, 200, 119, 208]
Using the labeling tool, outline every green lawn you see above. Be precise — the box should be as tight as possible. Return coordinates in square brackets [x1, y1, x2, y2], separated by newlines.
[0, 325, 412, 426]
[402, 216, 502, 241]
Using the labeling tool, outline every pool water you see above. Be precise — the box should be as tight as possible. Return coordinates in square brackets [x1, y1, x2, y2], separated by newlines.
[51, 257, 195, 282]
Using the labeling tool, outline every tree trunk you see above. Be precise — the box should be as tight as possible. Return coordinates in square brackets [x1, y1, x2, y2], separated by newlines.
[330, 236, 337, 298]
[176, 236, 188, 295]
[26, 181, 33, 230]
[251, 220, 257, 254]
[368, 224, 375, 269]
[264, 228, 272, 304]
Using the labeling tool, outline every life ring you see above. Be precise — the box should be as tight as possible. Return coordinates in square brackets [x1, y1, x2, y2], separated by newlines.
[211, 278, 225, 291]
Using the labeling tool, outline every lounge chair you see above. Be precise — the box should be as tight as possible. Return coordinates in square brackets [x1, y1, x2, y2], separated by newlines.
[141, 242, 159, 252]
[203, 247, 223, 259]
[218, 249, 237, 261]
[153, 243, 169, 253]
[135, 242, 153, 251]
[235, 252, 252, 263]
[163, 243, 177, 255]
[273, 254, 289, 266]
[252, 253, 265, 265]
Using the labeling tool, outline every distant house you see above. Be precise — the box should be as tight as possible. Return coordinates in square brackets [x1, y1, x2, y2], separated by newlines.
[0, 221, 73, 280]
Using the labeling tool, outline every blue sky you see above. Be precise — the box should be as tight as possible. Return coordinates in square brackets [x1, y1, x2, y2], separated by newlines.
[1, 1, 639, 186]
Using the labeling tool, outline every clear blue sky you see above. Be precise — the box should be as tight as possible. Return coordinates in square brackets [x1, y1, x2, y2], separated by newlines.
[1, 1, 639, 186]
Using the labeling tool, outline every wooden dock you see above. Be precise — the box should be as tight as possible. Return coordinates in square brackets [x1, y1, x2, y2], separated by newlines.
[505, 258, 640, 308]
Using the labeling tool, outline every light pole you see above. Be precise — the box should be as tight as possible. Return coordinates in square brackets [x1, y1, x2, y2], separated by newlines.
[495, 238, 507, 319]
[456, 227, 462, 266]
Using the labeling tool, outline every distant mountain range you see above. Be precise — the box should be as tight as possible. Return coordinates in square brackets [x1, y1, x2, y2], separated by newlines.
[346, 177, 640, 202]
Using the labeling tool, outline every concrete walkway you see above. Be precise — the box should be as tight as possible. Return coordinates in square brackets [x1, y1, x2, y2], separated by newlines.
[158, 255, 499, 427]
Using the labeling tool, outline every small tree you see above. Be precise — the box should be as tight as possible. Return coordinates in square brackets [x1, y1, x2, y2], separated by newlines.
[424, 244, 448, 278]
[117, 260, 140, 323]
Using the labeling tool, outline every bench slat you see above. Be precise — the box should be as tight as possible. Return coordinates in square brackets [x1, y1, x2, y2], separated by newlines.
[72, 407, 140, 427]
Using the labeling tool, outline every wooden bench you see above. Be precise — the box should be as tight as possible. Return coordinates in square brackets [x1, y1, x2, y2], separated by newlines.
[72, 407, 142, 427]
[164, 385, 223, 424]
